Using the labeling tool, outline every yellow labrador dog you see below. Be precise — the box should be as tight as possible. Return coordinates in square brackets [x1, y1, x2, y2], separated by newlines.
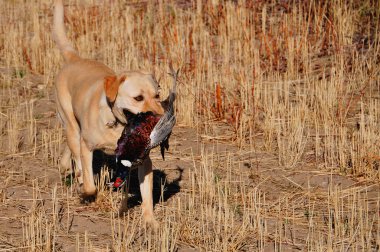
[53, 0, 163, 226]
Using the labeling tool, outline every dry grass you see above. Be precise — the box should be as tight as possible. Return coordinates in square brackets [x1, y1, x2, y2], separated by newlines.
[0, 0, 379, 251]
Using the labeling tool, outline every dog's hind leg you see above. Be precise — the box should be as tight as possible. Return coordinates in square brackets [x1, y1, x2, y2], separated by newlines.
[57, 101, 84, 186]
[79, 137, 97, 197]
[65, 124, 84, 185]
[59, 144, 72, 174]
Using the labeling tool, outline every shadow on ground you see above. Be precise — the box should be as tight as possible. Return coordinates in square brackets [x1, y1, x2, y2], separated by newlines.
[64, 150, 183, 208]
[124, 166, 183, 208]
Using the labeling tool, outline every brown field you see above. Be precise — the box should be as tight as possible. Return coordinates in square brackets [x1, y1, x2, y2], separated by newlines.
[0, 0, 380, 251]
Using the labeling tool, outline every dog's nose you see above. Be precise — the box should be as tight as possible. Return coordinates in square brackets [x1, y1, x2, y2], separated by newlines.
[154, 105, 165, 115]
[142, 99, 164, 115]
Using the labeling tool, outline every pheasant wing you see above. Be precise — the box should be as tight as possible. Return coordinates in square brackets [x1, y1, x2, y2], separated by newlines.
[149, 111, 175, 149]
[148, 64, 178, 150]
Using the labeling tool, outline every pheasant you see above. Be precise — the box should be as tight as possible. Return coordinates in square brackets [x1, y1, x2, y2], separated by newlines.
[115, 110, 161, 167]
[110, 67, 178, 188]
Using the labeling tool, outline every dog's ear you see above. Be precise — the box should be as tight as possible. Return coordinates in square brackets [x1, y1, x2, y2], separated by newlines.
[104, 75, 127, 104]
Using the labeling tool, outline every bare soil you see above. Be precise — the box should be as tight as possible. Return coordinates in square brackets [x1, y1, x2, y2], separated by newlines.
[0, 76, 378, 251]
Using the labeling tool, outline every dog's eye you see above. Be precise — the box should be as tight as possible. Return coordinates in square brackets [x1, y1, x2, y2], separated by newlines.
[134, 95, 144, 101]
[155, 94, 160, 99]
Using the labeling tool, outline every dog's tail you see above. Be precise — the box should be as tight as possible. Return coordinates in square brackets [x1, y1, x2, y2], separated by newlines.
[52, 0, 80, 62]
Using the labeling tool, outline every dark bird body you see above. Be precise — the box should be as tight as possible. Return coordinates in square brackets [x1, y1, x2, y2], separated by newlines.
[115, 65, 178, 167]
[115, 111, 160, 165]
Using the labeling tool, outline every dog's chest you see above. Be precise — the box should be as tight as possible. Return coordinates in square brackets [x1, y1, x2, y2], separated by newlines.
[85, 124, 123, 154]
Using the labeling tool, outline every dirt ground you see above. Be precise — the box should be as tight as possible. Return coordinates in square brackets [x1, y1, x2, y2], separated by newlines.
[1, 0, 380, 251]
[0, 79, 378, 251]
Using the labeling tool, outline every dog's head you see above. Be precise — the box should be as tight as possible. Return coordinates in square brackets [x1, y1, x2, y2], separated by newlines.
[104, 71, 164, 124]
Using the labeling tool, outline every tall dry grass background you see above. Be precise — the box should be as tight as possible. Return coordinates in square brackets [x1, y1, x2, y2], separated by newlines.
[0, 0, 379, 251]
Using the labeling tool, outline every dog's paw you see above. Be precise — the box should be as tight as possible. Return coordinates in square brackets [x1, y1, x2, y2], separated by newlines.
[80, 194, 96, 204]
[78, 184, 97, 203]
[144, 216, 159, 231]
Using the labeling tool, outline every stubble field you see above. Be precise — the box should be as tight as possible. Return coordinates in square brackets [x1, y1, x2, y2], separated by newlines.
[0, 0, 379, 251]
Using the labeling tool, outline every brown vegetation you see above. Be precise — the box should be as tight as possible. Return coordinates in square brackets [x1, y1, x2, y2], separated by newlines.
[0, 0, 379, 251]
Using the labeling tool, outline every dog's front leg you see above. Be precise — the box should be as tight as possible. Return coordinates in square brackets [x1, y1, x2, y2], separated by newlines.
[138, 158, 158, 229]
[80, 137, 97, 197]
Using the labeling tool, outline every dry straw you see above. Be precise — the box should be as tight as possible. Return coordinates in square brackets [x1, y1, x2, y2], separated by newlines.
[0, 0, 379, 251]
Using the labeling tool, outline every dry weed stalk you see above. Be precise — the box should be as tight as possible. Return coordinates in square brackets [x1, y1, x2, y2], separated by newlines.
[22, 181, 55, 251]
[6, 108, 22, 154]
[41, 126, 63, 166]
[0, 0, 379, 250]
